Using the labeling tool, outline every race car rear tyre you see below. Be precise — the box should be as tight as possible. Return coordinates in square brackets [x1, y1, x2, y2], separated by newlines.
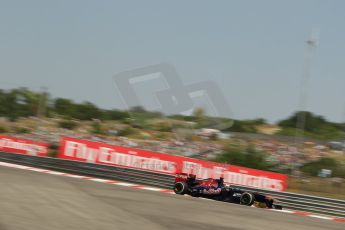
[240, 192, 255, 206]
[173, 182, 188, 195]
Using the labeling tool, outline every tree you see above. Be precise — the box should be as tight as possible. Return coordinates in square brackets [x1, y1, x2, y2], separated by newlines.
[58, 120, 78, 130]
[53, 99, 101, 120]
[103, 109, 129, 120]
[193, 107, 205, 120]
[54, 98, 74, 117]
[278, 111, 344, 140]
[72, 102, 101, 120]
[193, 107, 207, 128]
[0, 90, 6, 116]
[0, 88, 149, 121]
[4, 89, 20, 121]
[279, 111, 328, 132]
[224, 118, 266, 133]
[20, 88, 43, 117]
[215, 144, 273, 171]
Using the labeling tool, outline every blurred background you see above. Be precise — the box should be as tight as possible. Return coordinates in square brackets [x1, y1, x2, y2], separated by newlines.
[0, 0, 344, 199]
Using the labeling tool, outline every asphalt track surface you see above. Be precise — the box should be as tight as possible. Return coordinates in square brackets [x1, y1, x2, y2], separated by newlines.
[1, 166, 344, 230]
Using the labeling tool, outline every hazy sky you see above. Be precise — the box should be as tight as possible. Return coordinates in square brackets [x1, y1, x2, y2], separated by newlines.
[0, 0, 344, 123]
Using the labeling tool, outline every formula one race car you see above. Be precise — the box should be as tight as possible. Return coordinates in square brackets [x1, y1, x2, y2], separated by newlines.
[173, 173, 282, 209]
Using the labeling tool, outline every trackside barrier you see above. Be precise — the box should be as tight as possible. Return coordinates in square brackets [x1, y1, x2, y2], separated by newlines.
[58, 136, 288, 191]
[234, 186, 345, 218]
[0, 135, 288, 191]
[0, 135, 49, 157]
[0, 151, 344, 218]
[0, 152, 174, 188]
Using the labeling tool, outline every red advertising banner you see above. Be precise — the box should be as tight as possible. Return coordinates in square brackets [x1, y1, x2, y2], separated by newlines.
[58, 136, 287, 191]
[0, 135, 49, 157]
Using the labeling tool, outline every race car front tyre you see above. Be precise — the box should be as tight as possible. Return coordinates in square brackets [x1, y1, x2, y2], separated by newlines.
[173, 182, 189, 195]
[240, 192, 255, 206]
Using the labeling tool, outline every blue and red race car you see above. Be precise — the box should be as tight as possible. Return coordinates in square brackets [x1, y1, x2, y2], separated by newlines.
[173, 173, 282, 209]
